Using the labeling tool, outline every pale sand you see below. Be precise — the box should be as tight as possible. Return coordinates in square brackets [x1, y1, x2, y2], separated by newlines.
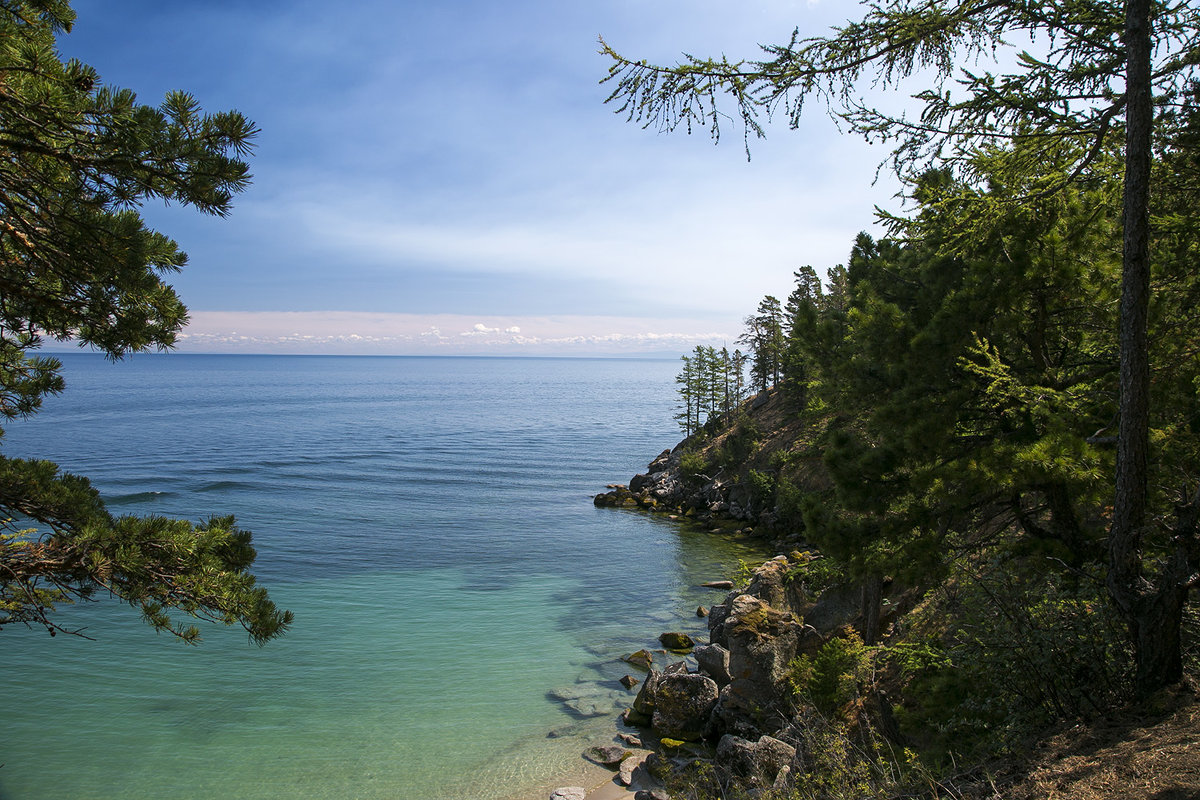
[586, 780, 638, 800]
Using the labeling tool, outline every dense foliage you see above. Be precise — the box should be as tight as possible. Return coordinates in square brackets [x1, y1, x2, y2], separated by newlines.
[607, 0, 1200, 702]
[0, 0, 291, 644]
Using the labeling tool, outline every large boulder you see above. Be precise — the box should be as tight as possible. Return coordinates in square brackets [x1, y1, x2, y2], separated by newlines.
[710, 593, 818, 733]
[651, 673, 719, 741]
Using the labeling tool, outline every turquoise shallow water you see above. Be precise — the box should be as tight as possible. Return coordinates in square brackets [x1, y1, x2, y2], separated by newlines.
[0, 354, 768, 800]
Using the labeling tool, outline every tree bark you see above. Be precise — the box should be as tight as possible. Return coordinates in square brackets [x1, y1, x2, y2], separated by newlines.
[1106, 0, 1186, 696]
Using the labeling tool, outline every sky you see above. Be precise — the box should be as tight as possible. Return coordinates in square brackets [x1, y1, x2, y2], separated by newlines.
[63, 0, 906, 357]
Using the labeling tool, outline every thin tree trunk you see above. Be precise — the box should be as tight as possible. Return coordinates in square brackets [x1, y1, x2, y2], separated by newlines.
[861, 573, 884, 646]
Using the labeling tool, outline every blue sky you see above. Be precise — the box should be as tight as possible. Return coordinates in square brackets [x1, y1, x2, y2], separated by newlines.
[64, 0, 903, 356]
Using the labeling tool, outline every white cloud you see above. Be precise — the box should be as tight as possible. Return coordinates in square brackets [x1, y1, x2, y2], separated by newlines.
[176, 311, 740, 356]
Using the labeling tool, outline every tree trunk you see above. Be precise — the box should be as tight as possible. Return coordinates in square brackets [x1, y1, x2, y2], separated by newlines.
[861, 573, 884, 646]
[1107, 0, 1183, 697]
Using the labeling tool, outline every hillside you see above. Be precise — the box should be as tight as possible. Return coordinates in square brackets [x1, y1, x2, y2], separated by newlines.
[592, 386, 1200, 800]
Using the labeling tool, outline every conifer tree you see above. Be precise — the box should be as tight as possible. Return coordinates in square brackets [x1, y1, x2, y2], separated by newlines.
[0, 1, 291, 644]
[674, 353, 699, 436]
[602, 0, 1200, 694]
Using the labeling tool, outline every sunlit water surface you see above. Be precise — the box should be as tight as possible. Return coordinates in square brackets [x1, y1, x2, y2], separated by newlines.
[0, 354, 769, 800]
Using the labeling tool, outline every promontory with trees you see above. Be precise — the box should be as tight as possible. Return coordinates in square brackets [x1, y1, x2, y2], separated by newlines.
[589, 0, 1200, 797]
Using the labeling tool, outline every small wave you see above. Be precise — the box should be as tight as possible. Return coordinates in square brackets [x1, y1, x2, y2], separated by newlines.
[106, 490, 174, 506]
[195, 480, 253, 493]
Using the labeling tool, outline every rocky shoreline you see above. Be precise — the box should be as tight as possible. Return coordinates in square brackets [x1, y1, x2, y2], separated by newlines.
[545, 449, 896, 800]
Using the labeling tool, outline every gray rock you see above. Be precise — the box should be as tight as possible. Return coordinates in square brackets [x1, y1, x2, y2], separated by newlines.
[694, 643, 732, 687]
[617, 752, 651, 786]
[715, 735, 759, 779]
[635, 791, 669, 800]
[755, 736, 797, 780]
[773, 764, 792, 791]
[564, 696, 615, 718]
[617, 732, 643, 748]
[632, 670, 660, 715]
[716, 734, 797, 786]
[663, 660, 689, 676]
[718, 595, 815, 729]
[584, 745, 631, 767]
[651, 673, 719, 741]
[550, 789, 586, 800]
[620, 674, 640, 689]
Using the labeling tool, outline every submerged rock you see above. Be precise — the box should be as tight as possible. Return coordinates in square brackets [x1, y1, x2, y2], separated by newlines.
[659, 631, 696, 651]
[584, 744, 631, 768]
[701, 580, 735, 590]
[622, 649, 654, 670]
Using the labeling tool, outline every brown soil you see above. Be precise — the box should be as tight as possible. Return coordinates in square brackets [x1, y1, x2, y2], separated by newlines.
[955, 682, 1200, 800]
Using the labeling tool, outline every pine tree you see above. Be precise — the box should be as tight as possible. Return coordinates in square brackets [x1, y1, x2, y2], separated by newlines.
[0, 1, 291, 645]
[601, 0, 1200, 694]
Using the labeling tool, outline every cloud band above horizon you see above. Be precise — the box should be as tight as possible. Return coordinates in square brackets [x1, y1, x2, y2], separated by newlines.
[174, 310, 740, 356]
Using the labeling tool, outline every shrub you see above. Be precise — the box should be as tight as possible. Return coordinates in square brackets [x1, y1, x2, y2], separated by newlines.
[748, 469, 777, 510]
[679, 450, 710, 486]
[790, 631, 870, 717]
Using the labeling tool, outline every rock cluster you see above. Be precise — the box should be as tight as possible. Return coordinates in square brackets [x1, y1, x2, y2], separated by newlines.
[593, 449, 684, 511]
[592, 448, 764, 538]
[602, 554, 887, 796]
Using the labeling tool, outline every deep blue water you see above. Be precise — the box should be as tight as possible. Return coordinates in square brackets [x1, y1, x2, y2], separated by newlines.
[0, 354, 767, 800]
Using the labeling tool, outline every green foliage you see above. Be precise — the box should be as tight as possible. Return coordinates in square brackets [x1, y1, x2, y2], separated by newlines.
[790, 631, 870, 718]
[740, 296, 786, 393]
[782, 553, 842, 598]
[674, 346, 749, 436]
[608, 0, 1200, 696]
[782, 709, 928, 800]
[732, 557, 757, 590]
[893, 560, 1131, 762]
[955, 563, 1131, 721]
[0, 457, 293, 644]
[747, 469, 776, 511]
[774, 475, 806, 531]
[715, 415, 761, 469]
[0, 1, 289, 645]
[678, 450, 710, 487]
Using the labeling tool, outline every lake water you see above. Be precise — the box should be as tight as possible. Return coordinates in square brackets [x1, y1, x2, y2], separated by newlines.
[0, 354, 768, 800]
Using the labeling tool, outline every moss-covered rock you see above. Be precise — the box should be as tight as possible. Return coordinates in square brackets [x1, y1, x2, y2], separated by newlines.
[659, 631, 696, 651]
